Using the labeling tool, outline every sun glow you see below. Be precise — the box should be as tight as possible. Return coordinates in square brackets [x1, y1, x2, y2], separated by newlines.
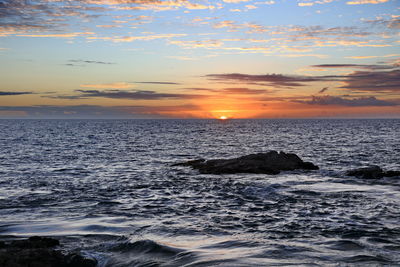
[191, 94, 272, 118]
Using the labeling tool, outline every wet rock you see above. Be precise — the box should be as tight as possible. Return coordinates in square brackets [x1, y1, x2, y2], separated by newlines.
[384, 170, 400, 177]
[11, 236, 60, 249]
[173, 151, 319, 174]
[0, 236, 97, 267]
[346, 166, 400, 179]
[346, 165, 384, 179]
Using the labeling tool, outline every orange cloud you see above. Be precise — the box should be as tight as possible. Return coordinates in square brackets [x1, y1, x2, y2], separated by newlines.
[223, 0, 251, 3]
[80, 82, 135, 89]
[87, 33, 186, 42]
[347, 0, 389, 4]
[17, 32, 94, 38]
[346, 54, 400, 59]
[298, 0, 335, 7]
[169, 39, 224, 49]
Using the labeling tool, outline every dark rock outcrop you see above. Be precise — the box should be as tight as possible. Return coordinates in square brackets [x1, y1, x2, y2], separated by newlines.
[0, 236, 97, 267]
[346, 166, 400, 179]
[384, 170, 400, 177]
[173, 151, 319, 174]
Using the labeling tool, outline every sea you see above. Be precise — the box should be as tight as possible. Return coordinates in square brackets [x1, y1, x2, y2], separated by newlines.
[0, 119, 399, 266]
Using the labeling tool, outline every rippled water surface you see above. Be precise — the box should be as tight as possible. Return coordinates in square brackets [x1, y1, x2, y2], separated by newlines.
[0, 119, 399, 266]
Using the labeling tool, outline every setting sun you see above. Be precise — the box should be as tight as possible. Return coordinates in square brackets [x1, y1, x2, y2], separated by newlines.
[219, 116, 228, 120]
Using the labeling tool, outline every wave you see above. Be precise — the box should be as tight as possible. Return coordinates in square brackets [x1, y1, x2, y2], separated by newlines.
[103, 239, 197, 267]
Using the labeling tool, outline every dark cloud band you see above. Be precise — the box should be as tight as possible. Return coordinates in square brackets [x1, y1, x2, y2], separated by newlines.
[297, 95, 398, 107]
[0, 91, 33, 96]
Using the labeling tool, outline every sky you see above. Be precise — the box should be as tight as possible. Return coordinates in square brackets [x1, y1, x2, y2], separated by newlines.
[0, 0, 399, 119]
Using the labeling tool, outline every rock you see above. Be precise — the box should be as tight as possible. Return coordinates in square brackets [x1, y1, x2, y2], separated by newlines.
[0, 236, 97, 267]
[0, 246, 66, 267]
[346, 165, 384, 179]
[173, 151, 319, 174]
[174, 159, 205, 167]
[384, 170, 400, 177]
[10, 236, 60, 249]
[346, 166, 400, 179]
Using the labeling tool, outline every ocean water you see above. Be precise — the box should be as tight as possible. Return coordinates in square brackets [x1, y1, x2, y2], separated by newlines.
[0, 119, 399, 266]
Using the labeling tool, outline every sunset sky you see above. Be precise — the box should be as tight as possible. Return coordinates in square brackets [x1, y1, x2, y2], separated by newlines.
[0, 0, 399, 118]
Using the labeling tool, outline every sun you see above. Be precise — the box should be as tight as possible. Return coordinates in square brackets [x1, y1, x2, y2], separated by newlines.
[219, 116, 228, 120]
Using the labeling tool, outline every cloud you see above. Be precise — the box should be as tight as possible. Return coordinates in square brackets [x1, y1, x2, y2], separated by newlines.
[111, 0, 217, 11]
[363, 16, 400, 29]
[298, 0, 336, 7]
[279, 53, 328, 58]
[346, 54, 400, 59]
[80, 82, 134, 89]
[184, 2, 216, 10]
[0, 105, 138, 118]
[188, 87, 268, 94]
[206, 73, 330, 87]
[313, 39, 391, 48]
[213, 20, 238, 30]
[212, 20, 269, 33]
[0, 91, 33, 96]
[298, 2, 314, 6]
[346, 0, 390, 5]
[72, 89, 190, 100]
[96, 24, 121, 28]
[207, 58, 400, 92]
[245, 5, 258, 9]
[134, 81, 181, 85]
[0, 1, 55, 29]
[341, 69, 400, 93]
[43, 95, 85, 100]
[308, 60, 400, 93]
[49, 87, 267, 101]
[0, 1, 107, 36]
[311, 63, 394, 70]
[223, 0, 251, 3]
[64, 59, 116, 66]
[0, 104, 202, 118]
[0, 24, 46, 37]
[0, 0, 214, 39]
[87, 33, 187, 43]
[298, 95, 398, 106]
[45, 90, 189, 100]
[279, 25, 371, 38]
[1, 0, 392, 58]
[255, 24, 392, 50]
[69, 59, 115, 65]
[78, 81, 180, 89]
[169, 39, 223, 49]
[222, 87, 268, 94]
[17, 32, 94, 38]
[318, 87, 329, 93]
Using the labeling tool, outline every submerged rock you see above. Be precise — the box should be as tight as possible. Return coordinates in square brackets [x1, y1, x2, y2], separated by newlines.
[346, 166, 400, 179]
[173, 151, 319, 174]
[0, 236, 97, 267]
